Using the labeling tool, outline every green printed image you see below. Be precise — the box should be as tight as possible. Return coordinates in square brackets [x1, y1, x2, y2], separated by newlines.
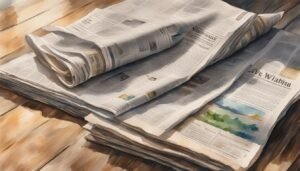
[118, 94, 135, 101]
[197, 98, 265, 142]
[214, 97, 265, 121]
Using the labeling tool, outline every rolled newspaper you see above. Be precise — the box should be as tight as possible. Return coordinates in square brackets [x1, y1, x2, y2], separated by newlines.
[26, 0, 283, 88]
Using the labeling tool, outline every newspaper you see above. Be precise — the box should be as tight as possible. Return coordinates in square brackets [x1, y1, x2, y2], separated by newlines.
[166, 31, 300, 168]
[26, 0, 282, 88]
[115, 31, 277, 136]
[0, 5, 281, 118]
[0, 1, 291, 170]
[84, 119, 236, 171]
[0, 11, 280, 120]
[85, 124, 226, 171]
[85, 30, 300, 170]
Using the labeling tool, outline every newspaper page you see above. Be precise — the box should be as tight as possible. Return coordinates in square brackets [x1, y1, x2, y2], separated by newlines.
[117, 32, 275, 136]
[118, 52, 255, 136]
[26, 0, 257, 87]
[85, 31, 300, 170]
[168, 31, 300, 168]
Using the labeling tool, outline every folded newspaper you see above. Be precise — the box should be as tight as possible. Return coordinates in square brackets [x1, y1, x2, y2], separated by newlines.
[26, 0, 283, 88]
[1, 0, 281, 121]
[85, 31, 300, 170]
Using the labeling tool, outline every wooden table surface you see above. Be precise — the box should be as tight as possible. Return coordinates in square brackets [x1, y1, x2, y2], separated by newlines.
[0, 0, 299, 170]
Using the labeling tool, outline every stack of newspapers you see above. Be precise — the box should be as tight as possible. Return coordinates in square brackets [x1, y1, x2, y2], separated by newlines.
[0, 0, 299, 170]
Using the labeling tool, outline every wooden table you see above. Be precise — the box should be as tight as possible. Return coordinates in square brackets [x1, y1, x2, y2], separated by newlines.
[0, 0, 299, 170]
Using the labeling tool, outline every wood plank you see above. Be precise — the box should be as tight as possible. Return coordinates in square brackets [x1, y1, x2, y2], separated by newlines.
[276, 3, 300, 29]
[0, 87, 25, 116]
[288, 154, 300, 171]
[0, 102, 55, 152]
[249, 0, 299, 13]
[0, 0, 79, 31]
[0, 111, 83, 171]
[264, 130, 300, 171]
[250, 100, 300, 171]
[42, 132, 169, 171]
